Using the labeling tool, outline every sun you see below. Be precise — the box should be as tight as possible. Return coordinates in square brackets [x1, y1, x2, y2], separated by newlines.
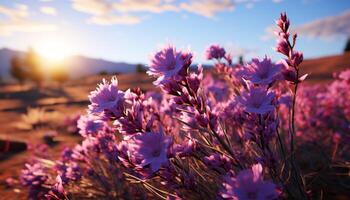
[34, 36, 75, 63]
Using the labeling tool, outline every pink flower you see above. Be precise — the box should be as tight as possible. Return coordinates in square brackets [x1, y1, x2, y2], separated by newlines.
[221, 164, 278, 200]
[275, 39, 290, 56]
[77, 115, 107, 137]
[338, 69, 350, 82]
[204, 153, 232, 172]
[275, 12, 290, 37]
[52, 175, 66, 195]
[246, 57, 282, 85]
[225, 53, 233, 65]
[204, 44, 226, 60]
[88, 77, 124, 118]
[238, 87, 275, 114]
[5, 177, 17, 187]
[20, 162, 48, 187]
[148, 45, 192, 86]
[45, 175, 68, 199]
[290, 51, 303, 67]
[128, 131, 172, 172]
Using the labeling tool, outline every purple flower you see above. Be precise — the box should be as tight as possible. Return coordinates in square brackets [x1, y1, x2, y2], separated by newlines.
[45, 175, 68, 200]
[56, 162, 82, 183]
[179, 107, 203, 130]
[278, 94, 292, 108]
[28, 144, 49, 158]
[71, 137, 98, 161]
[221, 164, 278, 200]
[51, 176, 66, 196]
[5, 177, 17, 187]
[205, 44, 226, 60]
[77, 115, 107, 137]
[20, 162, 49, 199]
[148, 45, 192, 85]
[97, 133, 119, 162]
[204, 153, 232, 172]
[88, 77, 124, 118]
[128, 131, 172, 172]
[290, 51, 303, 67]
[173, 139, 197, 158]
[238, 87, 275, 114]
[225, 53, 233, 65]
[54, 175, 65, 194]
[186, 65, 203, 94]
[205, 76, 232, 102]
[275, 39, 290, 56]
[338, 69, 350, 82]
[246, 57, 282, 85]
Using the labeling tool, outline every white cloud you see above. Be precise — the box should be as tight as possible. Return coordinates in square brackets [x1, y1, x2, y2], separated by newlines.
[0, 21, 57, 36]
[246, 3, 254, 9]
[113, 0, 179, 13]
[225, 41, 258, 57]
[260, 25, 276, 41]
[88, 14, 142, 25]
[0, 4, 29, 19]
[40, 6, 57, 15]
[71, 0, 264, 25]
[0, 4, 57, 36]
[262, 10, 350, 41]
[71, 0, 113, 15]
[72, 0, 143, 25]
[295, 10, 350, 39]
[180, 0, 234, 18]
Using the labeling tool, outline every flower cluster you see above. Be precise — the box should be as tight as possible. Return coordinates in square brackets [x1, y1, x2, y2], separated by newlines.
[221, 164, 278, 200]
[20, 162, 49, 199]
[205, 44, 226, 60]
[147, 45, 192, 85]
[20, 13, 350, 200]
[88, 77, 124, 118]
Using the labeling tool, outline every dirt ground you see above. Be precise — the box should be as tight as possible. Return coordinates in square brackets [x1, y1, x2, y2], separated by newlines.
[0, 73, 153, 199]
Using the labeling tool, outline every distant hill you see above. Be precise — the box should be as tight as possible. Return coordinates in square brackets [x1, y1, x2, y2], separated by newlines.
[0, 48, 137, 82]
[0, 48, 25, 81]
[1, 47, 350, 83]
[300, 52, 350, 82]
[64, 55, 136, 78]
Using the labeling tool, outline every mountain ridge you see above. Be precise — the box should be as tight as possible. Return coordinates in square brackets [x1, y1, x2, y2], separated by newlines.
[0, 48, 137, 81]
[1, 47, 349, 82]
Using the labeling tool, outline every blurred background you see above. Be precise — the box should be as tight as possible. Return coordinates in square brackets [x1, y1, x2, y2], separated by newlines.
[0, 0, 350, 83]
[0, 0, 350, 197]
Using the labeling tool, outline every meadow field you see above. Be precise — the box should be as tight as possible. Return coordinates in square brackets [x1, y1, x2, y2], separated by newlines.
[0, 1, 350, 199]
[0, 73, 153, 198]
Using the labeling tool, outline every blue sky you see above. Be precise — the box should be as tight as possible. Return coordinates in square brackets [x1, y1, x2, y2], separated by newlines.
[0, 0, 350, 64]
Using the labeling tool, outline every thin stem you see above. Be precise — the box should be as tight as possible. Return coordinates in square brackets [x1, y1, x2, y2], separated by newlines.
[290, 78, 298, 158]
[290, 69, 308, 199]
[276, 128, 286, 161]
